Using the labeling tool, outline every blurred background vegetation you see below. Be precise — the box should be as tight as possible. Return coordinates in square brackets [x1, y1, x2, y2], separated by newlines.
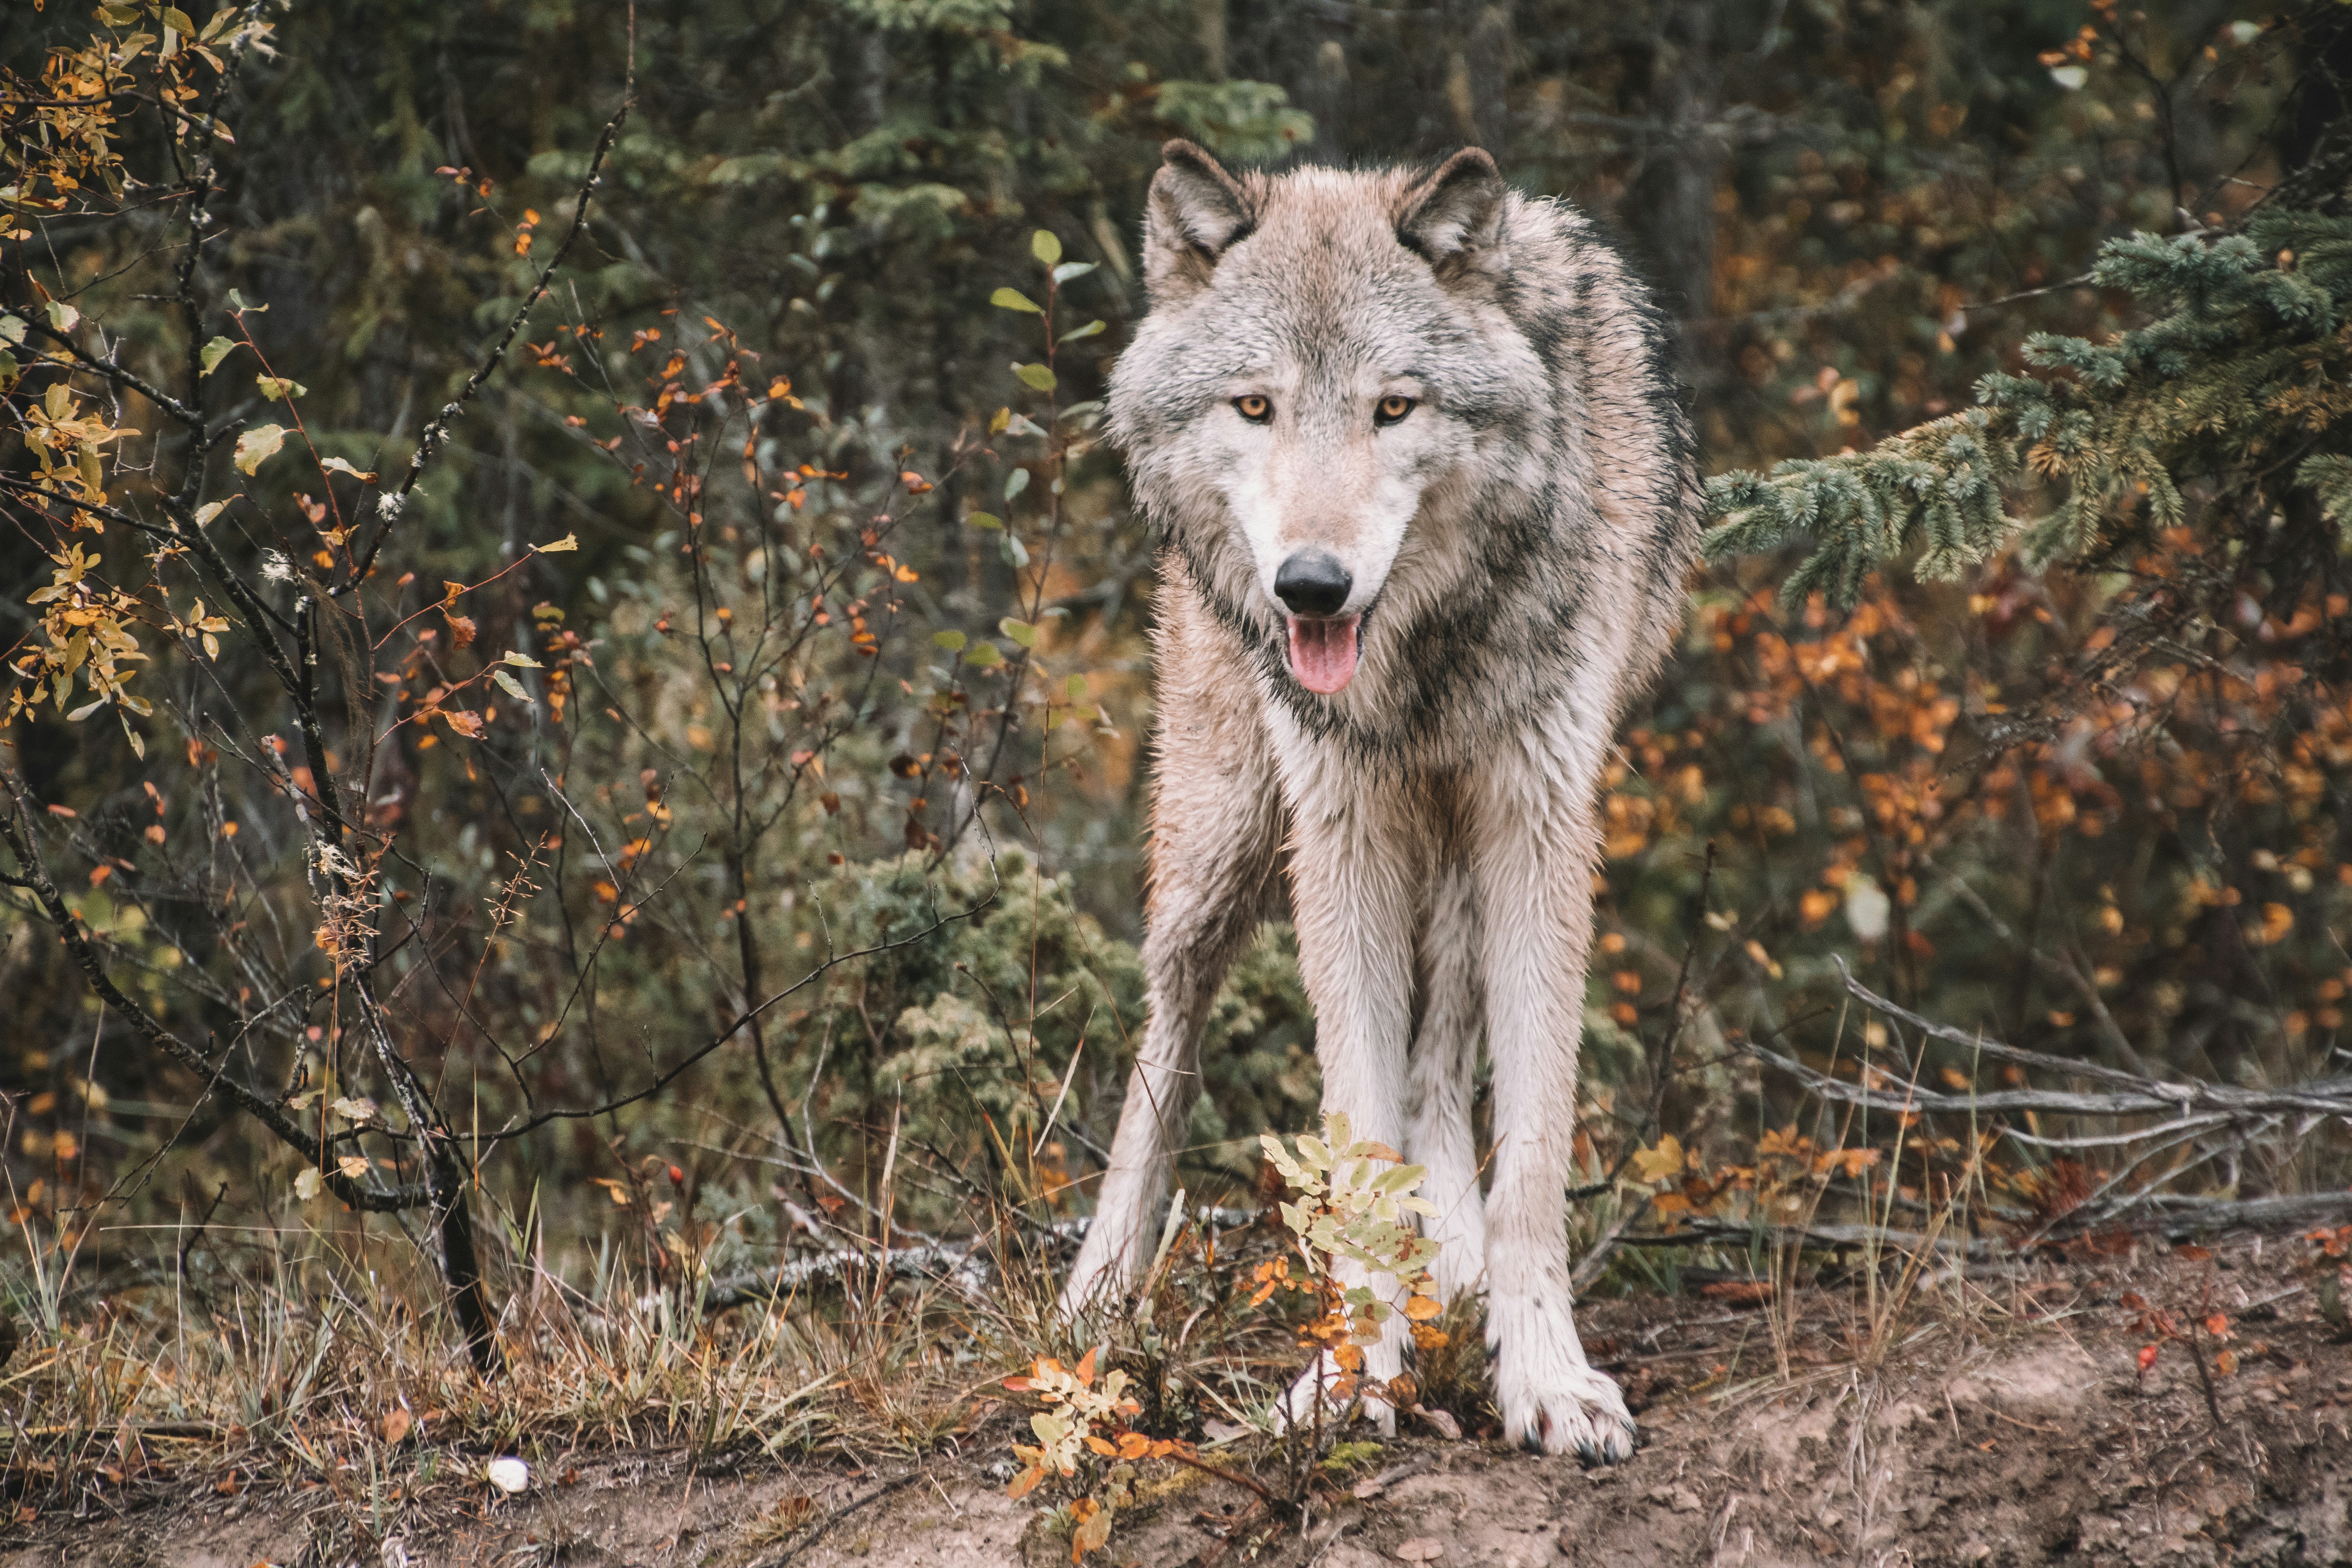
[4, 0, 2348, 1379]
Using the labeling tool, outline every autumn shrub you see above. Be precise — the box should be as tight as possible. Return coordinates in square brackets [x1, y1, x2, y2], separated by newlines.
[0, 4, 1325, 1423]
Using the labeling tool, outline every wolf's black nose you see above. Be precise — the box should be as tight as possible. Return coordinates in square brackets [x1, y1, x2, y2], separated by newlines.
[1275, 551, 1352, 617]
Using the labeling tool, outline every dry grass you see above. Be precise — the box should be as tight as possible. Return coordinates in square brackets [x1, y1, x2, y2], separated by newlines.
[0, 1192, 1318, 1550]
[4, 1082, 2342, 1564]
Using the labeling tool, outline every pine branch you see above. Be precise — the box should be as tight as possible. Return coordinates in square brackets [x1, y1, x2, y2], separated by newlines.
[1703, 209, 2352, 604]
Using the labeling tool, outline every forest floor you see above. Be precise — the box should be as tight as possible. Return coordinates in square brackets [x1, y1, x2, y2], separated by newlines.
[2, 1233, 2348, 1568]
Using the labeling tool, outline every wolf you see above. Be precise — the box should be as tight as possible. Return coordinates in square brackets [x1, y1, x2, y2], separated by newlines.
[1061, 140, 1699, 1461]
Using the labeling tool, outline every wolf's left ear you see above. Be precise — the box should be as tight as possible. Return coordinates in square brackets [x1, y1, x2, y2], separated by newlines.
[1144, 140, 1256, 300]
[1397, 148, 1507, 276]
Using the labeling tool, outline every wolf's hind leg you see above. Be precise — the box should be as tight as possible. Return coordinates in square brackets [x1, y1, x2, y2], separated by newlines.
[1060, 648, 1281, 1321]
[1408, 856, 1486, 1305]
[1469, 750, 1637, 1463]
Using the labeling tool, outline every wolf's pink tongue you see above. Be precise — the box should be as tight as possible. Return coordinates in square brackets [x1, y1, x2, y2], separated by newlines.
[1286, 615, 1361, 694]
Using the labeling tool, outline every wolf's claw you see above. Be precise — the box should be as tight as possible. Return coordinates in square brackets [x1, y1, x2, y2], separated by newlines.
[1488, 1292, 1638, 1463]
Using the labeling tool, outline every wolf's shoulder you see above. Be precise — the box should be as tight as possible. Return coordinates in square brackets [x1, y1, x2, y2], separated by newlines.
[1496, 193, 1660, 317]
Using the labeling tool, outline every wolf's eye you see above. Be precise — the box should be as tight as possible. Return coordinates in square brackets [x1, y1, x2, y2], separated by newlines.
[1375, 395, 1416, 426]
[1233, 394, 1272, 423]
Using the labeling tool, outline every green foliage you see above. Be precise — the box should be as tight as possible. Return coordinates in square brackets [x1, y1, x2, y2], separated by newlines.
[1152, 80, 1316, 163]
[1705, 211, 2352, 602]
[1702, 411, 2018, 607]
[1191, 925, 1320, 1174]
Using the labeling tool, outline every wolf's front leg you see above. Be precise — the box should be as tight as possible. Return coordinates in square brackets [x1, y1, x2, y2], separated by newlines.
[1469, 748, 1636, 1463]
[1060, 626, 1283, 1322]
[1408, 856, 1487, 1305]
[1270, 745, 1425, 1432]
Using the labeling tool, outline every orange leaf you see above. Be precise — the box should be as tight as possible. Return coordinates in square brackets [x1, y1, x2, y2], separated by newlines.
[1083, 1436, 1116, 1456]
[1002, 1376, 1033, 1393]
[1116, 1432, 1151, 1459]
[1006, 1465, 1045, 1501]
[1403, 1294, 1444, 1321]
[1074, 1347, 1097, 1387]
[1069, 1497, 1111, 1560]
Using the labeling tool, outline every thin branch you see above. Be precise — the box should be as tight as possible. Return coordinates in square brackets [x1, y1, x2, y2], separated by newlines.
[0, 788, 427, 1214]
[22, 319, 207, 428]
[474, 878, 997, 1143]
[341, 4, 638, 595]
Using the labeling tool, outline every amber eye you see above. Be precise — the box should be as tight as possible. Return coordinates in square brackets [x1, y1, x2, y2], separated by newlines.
[1375, 395, 1416, 425]
[1233, 394, 1272, 423]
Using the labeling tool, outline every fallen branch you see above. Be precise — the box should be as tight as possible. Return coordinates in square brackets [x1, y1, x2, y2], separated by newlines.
[1607, 1190, 2352, 1262]
[1745, 960, 2352, 1125]
[1610, 1218, 2006, 1262]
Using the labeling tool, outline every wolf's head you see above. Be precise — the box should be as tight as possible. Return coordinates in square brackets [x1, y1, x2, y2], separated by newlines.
[1109, 141, 1544, 697]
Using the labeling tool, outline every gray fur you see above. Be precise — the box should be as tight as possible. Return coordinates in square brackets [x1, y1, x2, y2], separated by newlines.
[1065, 141, 1700, 1461]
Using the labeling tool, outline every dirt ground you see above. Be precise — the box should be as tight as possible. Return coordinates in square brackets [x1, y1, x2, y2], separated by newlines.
[5, 1234, 2348, 1568]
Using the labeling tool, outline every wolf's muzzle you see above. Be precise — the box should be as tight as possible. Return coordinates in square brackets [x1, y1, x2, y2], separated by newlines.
[1274, 550, 1352, 616]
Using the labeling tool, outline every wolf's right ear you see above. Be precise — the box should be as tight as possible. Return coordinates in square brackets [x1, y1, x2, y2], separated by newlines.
[1143, 140, 1255, 300]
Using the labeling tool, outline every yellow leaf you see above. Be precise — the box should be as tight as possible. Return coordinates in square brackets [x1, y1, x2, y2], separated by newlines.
[233, 423, 287, 475]
[1630, 1135, 1687, 1184]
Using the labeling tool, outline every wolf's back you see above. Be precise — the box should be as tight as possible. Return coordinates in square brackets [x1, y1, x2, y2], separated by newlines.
[1494, 193, 1704, 708]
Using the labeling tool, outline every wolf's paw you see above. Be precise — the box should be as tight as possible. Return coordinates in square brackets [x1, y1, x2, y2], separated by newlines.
[1489, 1296, 1636, 1463]
[1272, 1352, 1399, 1439]
[1498, 1359, 1635, 1461]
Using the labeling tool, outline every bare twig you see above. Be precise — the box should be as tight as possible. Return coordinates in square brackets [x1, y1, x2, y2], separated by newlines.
[341, 2, 638, 594]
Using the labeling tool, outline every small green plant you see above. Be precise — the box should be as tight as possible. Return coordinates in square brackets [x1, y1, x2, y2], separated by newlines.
[996, 1114, 1448, 1561]
[1251, 1114, 1449, 1417]
[1001, 1347, 1195, 1561]
[1319, 1439, 1385, 1474]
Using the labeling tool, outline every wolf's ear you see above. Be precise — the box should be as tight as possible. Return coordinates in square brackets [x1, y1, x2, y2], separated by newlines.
[1143, 140, 1256, 300]
[1397, 148, 1507, 277]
